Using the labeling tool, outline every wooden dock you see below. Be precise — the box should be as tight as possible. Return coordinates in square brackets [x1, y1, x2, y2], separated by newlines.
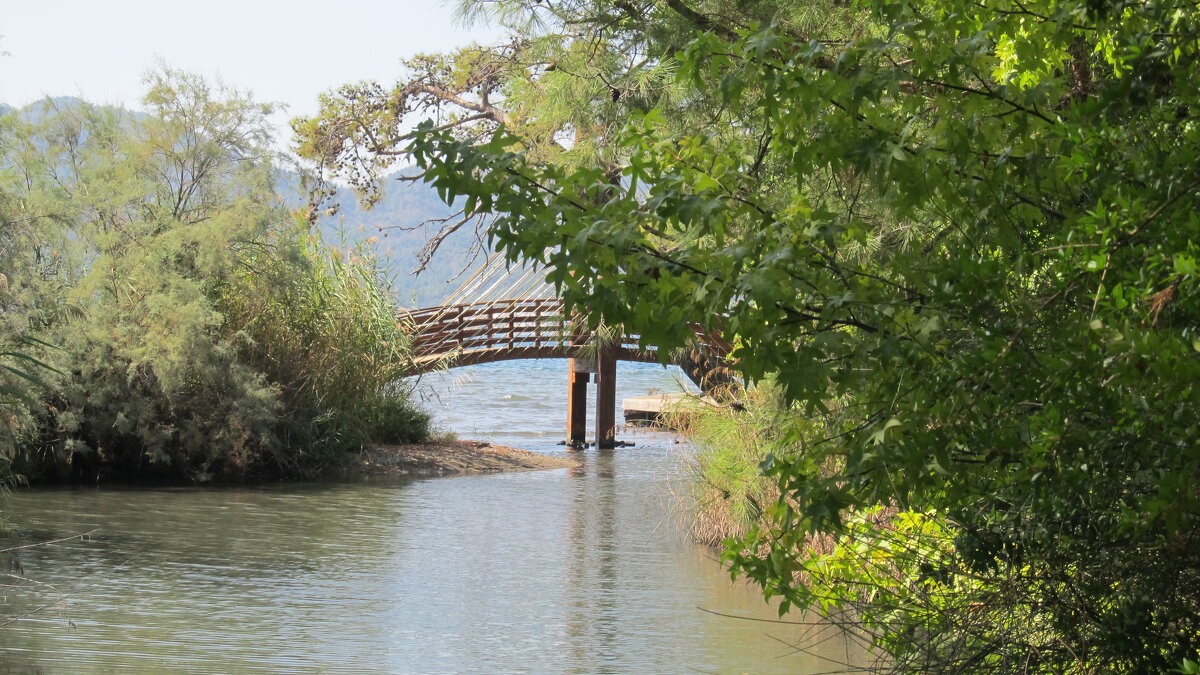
[622, 392, 713, 427]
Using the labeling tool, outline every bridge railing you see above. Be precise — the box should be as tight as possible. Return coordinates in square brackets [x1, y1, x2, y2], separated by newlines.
[400, 299, 577, 372]
[398, 299, 731, 373]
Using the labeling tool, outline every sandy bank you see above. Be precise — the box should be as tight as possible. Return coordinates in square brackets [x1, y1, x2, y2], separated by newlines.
[346, 440, 579, 477]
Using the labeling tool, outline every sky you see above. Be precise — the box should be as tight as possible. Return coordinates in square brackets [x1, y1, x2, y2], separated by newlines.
[0, 0, 503, 148]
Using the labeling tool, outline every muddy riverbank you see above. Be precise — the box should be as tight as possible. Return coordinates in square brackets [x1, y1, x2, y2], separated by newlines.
[345, 440, 580, 477]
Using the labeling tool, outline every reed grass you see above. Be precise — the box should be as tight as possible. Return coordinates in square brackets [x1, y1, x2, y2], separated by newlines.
[670, 384, 785, 546]
[217, 225, 430, 467]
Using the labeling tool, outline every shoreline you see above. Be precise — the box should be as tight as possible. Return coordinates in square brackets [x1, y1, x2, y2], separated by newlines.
[343, 440, 580, 477]
[7, 440, 577, 488]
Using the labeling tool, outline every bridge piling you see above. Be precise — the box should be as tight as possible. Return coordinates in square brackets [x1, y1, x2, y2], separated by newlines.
[566, 358, 589, 445]
[596, 345, 617, 448]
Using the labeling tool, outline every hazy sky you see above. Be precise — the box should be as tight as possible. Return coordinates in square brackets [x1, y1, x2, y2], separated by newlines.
[0, 0, 502, 147]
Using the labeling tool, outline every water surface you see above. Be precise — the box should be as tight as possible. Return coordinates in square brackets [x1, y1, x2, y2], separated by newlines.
[1, 360, 859, 673]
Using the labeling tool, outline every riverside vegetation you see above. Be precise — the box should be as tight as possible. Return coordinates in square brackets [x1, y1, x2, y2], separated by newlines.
[0, 69, 430, 484]
[297, 0, 1200, 671]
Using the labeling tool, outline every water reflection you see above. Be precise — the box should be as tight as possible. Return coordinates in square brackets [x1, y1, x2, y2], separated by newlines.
[563, 449, 621, 673]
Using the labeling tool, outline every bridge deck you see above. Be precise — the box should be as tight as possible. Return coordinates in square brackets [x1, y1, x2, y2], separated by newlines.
[397, 297, 731, 447]
[399, 299, 728, 374]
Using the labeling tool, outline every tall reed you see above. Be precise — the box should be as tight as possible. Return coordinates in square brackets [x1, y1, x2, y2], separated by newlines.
[671, 383, 787, 546]
[217, 224, 430, 467]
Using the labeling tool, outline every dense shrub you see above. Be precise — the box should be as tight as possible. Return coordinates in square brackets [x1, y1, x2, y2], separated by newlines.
[0, 70, 428, 482]
[216, 229, 431, 467]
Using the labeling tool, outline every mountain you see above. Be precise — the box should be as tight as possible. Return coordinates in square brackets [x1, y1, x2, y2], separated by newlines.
[308, 173, 487, 308]
[2, 97, 485, 308]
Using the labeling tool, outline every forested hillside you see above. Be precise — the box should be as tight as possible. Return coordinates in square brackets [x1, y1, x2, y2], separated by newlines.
[310, 175, 482, 308]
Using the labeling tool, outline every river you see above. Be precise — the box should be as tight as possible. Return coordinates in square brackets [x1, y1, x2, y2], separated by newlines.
[0, 360, 860, 673]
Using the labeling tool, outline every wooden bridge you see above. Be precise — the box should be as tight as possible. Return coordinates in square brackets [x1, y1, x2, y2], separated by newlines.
[397, 262, 730, 448]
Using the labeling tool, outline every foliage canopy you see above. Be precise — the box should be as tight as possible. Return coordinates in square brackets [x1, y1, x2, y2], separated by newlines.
[299, 0, 1200, 670]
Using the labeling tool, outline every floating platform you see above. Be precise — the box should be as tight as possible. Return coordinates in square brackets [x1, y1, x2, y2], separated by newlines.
[623, 392, 713, 427]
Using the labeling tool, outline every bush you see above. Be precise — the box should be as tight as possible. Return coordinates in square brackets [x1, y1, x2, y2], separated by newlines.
[0, 71, 429, 482]
[217, 228, 430, 464]
[360, 390, 432, 446]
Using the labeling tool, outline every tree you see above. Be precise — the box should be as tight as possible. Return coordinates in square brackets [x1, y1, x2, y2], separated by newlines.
[294, 0, 864, 265]
[300, 0, 1200, 670]
[0, 70, 428, 482]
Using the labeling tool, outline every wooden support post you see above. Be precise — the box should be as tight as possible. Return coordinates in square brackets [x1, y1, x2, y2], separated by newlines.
[566, 359, 589, 445]
[596, 345, 617, 448]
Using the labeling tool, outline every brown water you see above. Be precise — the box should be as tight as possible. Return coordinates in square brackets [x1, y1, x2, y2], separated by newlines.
[0, 361, 862, 673]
